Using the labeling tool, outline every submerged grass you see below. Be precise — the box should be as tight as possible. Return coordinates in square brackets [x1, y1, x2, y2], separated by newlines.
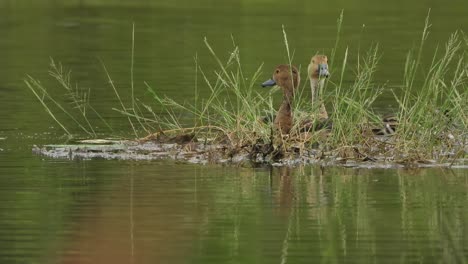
[25, 14, 467, 166]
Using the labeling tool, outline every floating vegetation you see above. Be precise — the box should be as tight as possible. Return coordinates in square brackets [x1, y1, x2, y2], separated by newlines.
[26, 14, 467, 168]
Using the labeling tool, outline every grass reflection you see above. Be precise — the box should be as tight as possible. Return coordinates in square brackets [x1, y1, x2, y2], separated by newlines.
[192, 166, 467, 263]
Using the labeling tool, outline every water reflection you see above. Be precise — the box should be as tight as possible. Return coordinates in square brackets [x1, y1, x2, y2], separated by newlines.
[2, 163, 464, 263]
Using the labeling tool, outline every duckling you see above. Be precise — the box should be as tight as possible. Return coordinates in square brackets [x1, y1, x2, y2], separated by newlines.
[372, 114, 398, 136]
[307, 55, 330, 120]
[262, 65, 300, 134]
[371, 109, 457, 137]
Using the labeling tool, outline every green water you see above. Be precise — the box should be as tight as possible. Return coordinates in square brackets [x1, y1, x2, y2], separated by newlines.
[0, 1, 467, 263]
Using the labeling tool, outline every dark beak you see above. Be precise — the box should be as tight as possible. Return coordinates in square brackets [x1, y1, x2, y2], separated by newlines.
[319, 64, 330, 78]
[261, 78, 276, 87]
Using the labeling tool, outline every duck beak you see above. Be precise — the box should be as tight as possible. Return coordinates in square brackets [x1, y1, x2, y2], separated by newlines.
[319, 64, 329, 78]
[261, 78, 276, 87]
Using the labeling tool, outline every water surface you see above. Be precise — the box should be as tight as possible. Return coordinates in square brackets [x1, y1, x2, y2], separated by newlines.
[0, 1, 467, 263]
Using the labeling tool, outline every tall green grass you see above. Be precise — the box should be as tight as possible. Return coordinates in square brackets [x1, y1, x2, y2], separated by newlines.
[326, 44, 383, 149]
[141, 37, 274, 147]
[25, 59, 113, 138]
[392, 16, 467, 162]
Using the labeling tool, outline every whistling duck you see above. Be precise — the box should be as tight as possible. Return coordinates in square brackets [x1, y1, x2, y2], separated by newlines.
[262, 65, 300, 134]
[307, 55, 330, 120]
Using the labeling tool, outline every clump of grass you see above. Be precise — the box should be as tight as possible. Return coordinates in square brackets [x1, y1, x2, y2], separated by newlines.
[141, 37, 275, 149]
[392, 15, 468, 163]
[326, 45, 383, 150]
[25, 14, 467, 166]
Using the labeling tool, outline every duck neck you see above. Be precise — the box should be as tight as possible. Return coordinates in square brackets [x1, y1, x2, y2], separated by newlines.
[310, 77, 328, 119]
[281, 87, 294, 115]
[274, 86, 294, 134]
[275, 99, 293, 134]
[310, 77, 325, 104]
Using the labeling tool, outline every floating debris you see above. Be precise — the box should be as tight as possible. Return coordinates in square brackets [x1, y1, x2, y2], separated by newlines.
[33, 137, 468, 169]
[77, 139, 120, 144]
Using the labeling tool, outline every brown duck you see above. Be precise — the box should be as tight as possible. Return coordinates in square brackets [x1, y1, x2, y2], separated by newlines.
[262, 65, 300, 134]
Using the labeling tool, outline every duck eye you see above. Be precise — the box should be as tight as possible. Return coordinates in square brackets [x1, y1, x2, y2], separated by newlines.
[292, 70, 297, 74]
[275, 70, 280, 74]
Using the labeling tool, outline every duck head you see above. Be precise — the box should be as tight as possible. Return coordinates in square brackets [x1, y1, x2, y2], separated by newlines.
[308, 55, 329, 79]
[262, 65, 300, 98]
